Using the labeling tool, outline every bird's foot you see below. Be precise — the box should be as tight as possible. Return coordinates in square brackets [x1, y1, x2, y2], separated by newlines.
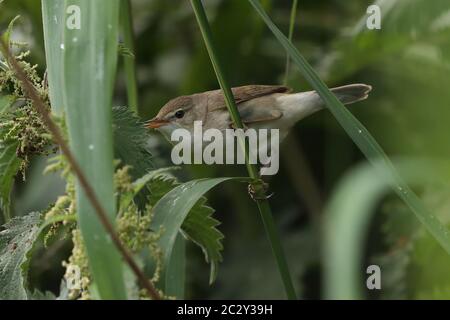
[248, 180, 274, 201]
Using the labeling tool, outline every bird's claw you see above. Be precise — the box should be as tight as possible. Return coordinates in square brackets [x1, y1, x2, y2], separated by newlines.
[248, 181, 274, 201]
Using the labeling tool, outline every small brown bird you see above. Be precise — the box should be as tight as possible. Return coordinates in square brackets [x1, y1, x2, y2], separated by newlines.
[146, 84, 372, 141]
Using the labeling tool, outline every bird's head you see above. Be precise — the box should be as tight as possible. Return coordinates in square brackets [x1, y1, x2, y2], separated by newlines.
[146, 95, 199, 133]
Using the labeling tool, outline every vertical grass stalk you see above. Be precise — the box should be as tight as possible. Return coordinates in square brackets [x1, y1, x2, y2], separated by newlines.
[120, 0, 139, 114]
[61, 0, 127, 299]
[190, 0, 296, 300]
[284, 0, 298, 86]
[281, 0, 324, 224]
[248, 0, 450, 256]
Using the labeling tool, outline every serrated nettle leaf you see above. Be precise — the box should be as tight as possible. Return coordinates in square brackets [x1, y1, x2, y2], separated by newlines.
[151, 178, 233, 285]
[113, 106, 154, 179]
[181, 201, 224, 282]
[0, 141, 22, 222]
[112, 105, 155, 208]
[130, 171, 224, 286]
[118, 168, 177, 212]
[147, 173, 180, 206]
[112, 106, 155, 208]
[0, 212, 41, 300]
[147, 173, 224, 282]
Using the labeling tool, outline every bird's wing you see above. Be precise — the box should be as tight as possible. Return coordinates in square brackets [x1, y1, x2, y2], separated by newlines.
[207, 85, 291, 111]
[232, 85, 291, 104]
[238, 104, 283, 125]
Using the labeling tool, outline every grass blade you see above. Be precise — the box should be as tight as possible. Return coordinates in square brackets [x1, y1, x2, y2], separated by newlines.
[190, 0, 297, 299]
[283, 0, 298, 86]
[61, 0, 126, 299]
[41, 0, 65, 115]
[151, 178, 232, 290]
[323, 159, 444, 299]
[119, 0, 139, 114]
[165, 234, 185, 299]
[248, 0, 450, 255]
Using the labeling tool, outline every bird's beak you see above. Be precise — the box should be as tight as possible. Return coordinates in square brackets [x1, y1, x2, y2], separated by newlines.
[146, 118, 169, 129]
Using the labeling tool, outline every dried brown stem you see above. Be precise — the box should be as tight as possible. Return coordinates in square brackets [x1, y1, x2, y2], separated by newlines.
[0, 39, 161, 300]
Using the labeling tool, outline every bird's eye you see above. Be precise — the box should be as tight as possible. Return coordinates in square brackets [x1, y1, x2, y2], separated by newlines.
[174, 109, 185, 119]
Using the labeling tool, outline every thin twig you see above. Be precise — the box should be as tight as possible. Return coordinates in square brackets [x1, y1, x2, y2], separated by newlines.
[0, 39, 161, 300]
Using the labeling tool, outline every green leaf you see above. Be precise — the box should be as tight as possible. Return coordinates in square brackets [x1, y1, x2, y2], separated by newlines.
[41, 0, 65, 115]
[181, 197, 223, 282]
[147, 173, 224, 284]
[112, 106, 155, 209]
[248, 0, 450, 260]
[151, 178, 232, 285]
[59, 0, 126, 299]
[118, 168, 174, 212]
[0, 212, 41, 300]
[0, 141, 21, 222]
[0, 95, 15, 113]
[323, 159, 448, 299]
[164, 233, 185, 299]
[113, 106, 153, 181]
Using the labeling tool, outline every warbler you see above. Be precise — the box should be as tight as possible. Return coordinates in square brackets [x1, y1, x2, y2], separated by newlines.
[146, 84, 372, 141]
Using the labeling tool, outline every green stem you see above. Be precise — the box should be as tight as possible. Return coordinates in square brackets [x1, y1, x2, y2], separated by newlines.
[190, 0, 296, 300]
[120, 0, 139, 114]
[284, 0, 298, 86]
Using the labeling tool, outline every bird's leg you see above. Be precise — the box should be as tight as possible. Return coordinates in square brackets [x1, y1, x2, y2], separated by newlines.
[227, 122, 272, 200]
[248, 179, 274, 201]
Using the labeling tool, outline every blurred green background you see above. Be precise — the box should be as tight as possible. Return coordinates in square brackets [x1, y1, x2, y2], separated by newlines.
[2, 0, 450, 299]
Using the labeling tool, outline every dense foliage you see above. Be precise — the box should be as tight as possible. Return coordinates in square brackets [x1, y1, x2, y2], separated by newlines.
[1, 0, 450, 299]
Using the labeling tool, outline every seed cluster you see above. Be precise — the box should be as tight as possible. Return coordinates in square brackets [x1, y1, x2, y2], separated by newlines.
[46, 164, 163, 300]
[0, 50, 56, 177]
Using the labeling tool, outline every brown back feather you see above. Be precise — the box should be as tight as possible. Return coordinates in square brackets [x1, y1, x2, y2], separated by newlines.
[208, 85, 291, 111]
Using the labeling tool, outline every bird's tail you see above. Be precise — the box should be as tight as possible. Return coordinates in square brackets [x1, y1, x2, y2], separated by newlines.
[329, 84, 372, 105]
[277, 83, 372, 123]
